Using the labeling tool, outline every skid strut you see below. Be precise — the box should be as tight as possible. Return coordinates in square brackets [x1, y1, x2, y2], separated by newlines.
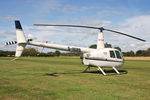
[97, 66, 106, 75]
[83, 66, 120, 75]
[83, 66, 90, 72]
[112, 67, 120, 74]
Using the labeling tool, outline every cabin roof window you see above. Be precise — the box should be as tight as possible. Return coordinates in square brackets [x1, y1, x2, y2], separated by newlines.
[110, 50, 115, 58]
[115, 50, 122, 59]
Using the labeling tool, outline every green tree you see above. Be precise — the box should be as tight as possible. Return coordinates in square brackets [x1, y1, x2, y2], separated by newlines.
[105, 42, 112, 48]
[136, 50, 145, 56]
[47, 52, 55, 57]
[130, 51, 135, 56]
[22, 48, 38, 56]
[0, 50, 15, 57]
[122, 51, 135, 56]
[89, 43, 112, 49]
[89, 44, 97, 49]
[144, 48, 150, 56]
[55, 50, 61, 56]
[114, 46, 121, 52]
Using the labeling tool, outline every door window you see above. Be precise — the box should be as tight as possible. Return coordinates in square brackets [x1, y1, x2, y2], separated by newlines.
[110, 51, 115, 58]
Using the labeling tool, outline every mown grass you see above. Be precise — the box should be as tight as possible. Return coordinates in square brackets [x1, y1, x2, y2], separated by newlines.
[0, 57, 150, 100]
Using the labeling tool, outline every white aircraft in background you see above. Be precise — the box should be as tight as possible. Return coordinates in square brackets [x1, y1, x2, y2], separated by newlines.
[5, 20, 145, 75]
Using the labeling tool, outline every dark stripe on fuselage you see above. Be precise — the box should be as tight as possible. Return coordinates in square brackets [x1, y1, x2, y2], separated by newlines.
[85, 57, 123, 63]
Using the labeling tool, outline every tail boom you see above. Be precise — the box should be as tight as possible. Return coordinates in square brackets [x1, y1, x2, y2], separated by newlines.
[28, 41, 93, 53]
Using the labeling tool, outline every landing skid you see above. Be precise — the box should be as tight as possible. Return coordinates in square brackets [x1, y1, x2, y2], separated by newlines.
[11, 57, 18, 61]
[83, 66, 122, 75]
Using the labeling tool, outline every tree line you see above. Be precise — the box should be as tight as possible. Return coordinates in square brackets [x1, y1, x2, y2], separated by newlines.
[122, 49, 150, 56]
[89, 43, 150, 56]
[0, 43, 150, 57]
[0, 48, 81, 57]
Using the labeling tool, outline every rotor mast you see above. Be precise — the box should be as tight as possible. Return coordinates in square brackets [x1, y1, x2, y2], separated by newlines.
[97, 29, 104, 49]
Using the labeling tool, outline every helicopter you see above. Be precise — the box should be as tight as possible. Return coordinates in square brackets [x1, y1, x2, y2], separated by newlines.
[5, 20, 145, 75]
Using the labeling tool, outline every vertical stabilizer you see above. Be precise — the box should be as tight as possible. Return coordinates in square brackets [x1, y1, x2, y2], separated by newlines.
[15, 20, 26, 43]
[15, 20, 26, 57]
[97, 31, 104, 49]
[15, 44, 25, 57]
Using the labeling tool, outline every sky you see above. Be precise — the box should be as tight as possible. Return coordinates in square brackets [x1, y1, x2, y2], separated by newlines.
[0, 0, 150, 52]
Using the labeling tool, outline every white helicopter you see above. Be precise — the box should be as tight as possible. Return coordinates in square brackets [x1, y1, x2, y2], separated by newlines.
[5, 20, 145, 75]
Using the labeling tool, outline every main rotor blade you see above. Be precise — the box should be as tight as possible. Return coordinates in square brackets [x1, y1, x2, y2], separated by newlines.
[33, 24, 100, 30]
[104, 28, 146, 42]
[33, 24, 146, 42]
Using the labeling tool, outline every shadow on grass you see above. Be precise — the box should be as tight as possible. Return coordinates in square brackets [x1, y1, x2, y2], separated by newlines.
[44, 69, 128, 77]
[44, 70, 82, 77]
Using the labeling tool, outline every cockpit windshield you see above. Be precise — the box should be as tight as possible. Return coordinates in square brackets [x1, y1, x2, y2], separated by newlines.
[115, 50, 122, 59]
[109, 50, 122, 59]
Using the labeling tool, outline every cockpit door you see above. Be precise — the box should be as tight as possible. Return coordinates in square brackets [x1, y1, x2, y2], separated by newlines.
[115, 50, 123, 59]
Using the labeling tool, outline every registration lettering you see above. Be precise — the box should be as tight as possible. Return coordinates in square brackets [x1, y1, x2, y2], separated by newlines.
[68, 47, 81, 52]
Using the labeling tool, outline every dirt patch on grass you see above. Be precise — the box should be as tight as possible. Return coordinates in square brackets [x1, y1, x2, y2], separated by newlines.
[124, 57, 150, 60]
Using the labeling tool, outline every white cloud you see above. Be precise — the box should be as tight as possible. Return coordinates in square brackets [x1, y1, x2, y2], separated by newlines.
[0, 15, 19, 21]
[109, 15, 150, 51]
[0, 15, 150, 52]
[97, 10, 127, 18]
[121, 16, 150, 37]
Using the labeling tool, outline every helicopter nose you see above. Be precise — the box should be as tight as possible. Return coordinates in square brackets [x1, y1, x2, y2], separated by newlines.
[120, 59, 124, 66]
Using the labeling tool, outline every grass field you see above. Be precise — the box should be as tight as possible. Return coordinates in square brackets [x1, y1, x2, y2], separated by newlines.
[0, 57, 150, 100]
